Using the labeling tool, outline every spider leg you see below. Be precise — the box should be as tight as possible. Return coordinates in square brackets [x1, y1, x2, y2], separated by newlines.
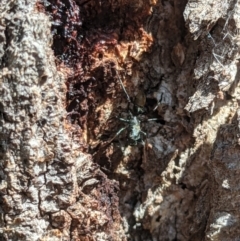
[140, 130, 146, 136]
[99, 125, 128, 149]
[108, 126, 128, 143]
[119, 118, 130, 123]
[147, 118, 159, 122]
[116, 71, 131, 103]
[153, 103, 160, 111]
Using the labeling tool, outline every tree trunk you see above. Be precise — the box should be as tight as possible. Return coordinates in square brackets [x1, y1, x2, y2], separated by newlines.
[1, 0, 240, 240]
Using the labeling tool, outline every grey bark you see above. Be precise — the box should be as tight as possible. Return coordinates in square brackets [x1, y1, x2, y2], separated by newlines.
[0, 1, 124, 240]
[1, 0, 240, 240]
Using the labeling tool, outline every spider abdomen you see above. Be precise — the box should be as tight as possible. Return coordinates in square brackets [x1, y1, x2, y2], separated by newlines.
[129, 116, 141, 142]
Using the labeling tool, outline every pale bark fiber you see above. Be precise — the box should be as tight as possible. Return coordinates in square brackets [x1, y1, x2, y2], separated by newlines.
[0, 0, 240, 241]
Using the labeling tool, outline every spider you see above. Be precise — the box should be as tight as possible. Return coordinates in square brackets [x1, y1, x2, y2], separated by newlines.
[111, 112, 146, 146]
[104, 71, 158, 146]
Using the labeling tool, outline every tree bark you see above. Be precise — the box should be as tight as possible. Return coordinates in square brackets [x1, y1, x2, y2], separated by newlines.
[0, 0, 240, 240]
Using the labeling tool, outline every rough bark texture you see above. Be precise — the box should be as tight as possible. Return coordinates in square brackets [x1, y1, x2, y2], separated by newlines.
[0, 1, 124, 240]
[1, 0, 240, 240]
